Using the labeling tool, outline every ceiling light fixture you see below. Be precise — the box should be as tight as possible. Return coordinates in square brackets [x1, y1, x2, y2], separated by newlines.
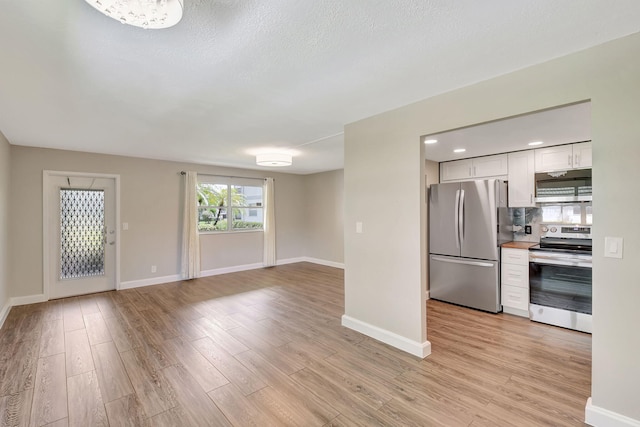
[424, 139, 438, 144]
[84, 0, 184, 29]
[256, 153, 293, 167]
[528, 141, 544, 146]
[453, 148, 466, 153]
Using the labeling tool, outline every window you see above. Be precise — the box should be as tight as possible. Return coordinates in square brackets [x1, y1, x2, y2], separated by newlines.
[197, 178, 264, 232]
[541, 202, 592, 225]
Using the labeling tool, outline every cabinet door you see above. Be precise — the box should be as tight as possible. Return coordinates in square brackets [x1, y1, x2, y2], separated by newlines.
[573, 141, 592, 168]
[501, 263, 529, 288]
[534, 145, 573, 172]
[507, 151, 535, 207]
[501, 248, 530, 266]
[472, 154, 508, 178]
[440, 159, 472, 181]
[501, 285, 529, 311]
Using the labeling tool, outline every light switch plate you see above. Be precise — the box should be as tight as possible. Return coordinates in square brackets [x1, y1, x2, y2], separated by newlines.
[122, 222, 129, 230]
[355, 222, 363, 234]
[604, 237, 623, 259]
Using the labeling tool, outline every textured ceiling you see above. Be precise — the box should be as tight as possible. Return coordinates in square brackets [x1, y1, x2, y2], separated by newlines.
[1, 1, 639, 174]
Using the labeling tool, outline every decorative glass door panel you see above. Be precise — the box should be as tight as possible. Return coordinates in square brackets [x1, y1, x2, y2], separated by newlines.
[60, 189, 106, 279]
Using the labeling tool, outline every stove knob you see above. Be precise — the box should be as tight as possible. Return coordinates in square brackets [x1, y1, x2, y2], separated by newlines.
[550, 227, 557, 233]
[541, 226, 548, 233]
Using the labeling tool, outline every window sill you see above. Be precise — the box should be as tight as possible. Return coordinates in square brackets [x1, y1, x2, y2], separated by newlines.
[198, 229, 264, 236]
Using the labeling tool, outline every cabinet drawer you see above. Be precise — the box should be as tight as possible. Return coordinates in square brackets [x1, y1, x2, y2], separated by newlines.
[501, 285, 529, 311]
[501, 248, 529, 266]
[501, 263, 529, 288]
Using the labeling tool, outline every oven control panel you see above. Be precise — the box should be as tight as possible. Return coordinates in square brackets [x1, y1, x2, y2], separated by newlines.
[540, 224, 592, 239]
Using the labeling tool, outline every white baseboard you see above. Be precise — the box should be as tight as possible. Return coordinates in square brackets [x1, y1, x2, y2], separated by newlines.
[302, 257, 344, 269]
[585, 397, 640, 427]
[341, 314, 431, 359]
[120, 274, 182, 290]
[277, 257, 344, 269]
[11, 294, 47, 306]
[200, 263, 264, 277]
[276, 257, 307, 266]
[0, 298, 11, 330]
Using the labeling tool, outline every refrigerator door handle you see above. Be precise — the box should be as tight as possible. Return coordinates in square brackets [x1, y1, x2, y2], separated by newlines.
[458, 189, 465, 247]
[431, 256, 494, 268]
[454, 189, 461, 248]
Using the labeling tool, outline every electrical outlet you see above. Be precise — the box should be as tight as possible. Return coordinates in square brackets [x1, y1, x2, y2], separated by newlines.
[525, 225, 532, 235]
[151, 265, 157, 273]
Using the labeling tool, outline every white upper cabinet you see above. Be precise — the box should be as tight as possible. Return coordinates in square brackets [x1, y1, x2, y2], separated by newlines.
[534, 145, 573, 172]
[440, 159, 472, 181]
[507, 150, 535, 207]
[534, 142, 592, 172]
[473, 154, 508, 178]
[573, 141, 592, 168]
[440, 154, 507, 182]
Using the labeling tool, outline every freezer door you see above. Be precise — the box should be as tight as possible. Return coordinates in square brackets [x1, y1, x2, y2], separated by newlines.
[429, 255, 501, 313]
[460, 180, 500, 261]
[429, 182, 461, 257]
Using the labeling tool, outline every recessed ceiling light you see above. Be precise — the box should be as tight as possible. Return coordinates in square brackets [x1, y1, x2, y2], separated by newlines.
[424, 139, 438, 144]
[528, 141, 544, 146]
[453, 148, 466, 153]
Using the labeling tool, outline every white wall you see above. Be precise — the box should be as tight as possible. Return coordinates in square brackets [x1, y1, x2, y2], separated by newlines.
[304, 169, 344, 265]
[344, 32, 640, 424]
[8, 146, 310, 297]
[0, 131, 10, 324]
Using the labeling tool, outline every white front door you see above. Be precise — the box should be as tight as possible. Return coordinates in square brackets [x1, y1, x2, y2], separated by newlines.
[45, 172, 119, 299]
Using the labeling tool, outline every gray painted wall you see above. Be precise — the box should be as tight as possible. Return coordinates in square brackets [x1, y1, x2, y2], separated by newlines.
[304, 169, 344, 264]
[8, 146, 339, 298]
[0, 132, 9, 314]
[345, 33, 640, 422]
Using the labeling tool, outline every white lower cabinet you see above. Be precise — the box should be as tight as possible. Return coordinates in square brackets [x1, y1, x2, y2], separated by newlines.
[501, 248, 530, 317]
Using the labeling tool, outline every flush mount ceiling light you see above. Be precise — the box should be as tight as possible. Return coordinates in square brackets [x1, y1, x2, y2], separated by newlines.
[453, 148, 466, 153]
[256, 153, 293, 167]
[85, 0, 184, 29]
[528, 141, 544, 146]
[424, 139, 438, 144]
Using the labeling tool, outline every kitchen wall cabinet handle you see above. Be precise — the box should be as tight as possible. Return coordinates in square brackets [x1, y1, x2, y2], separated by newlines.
[575, 153, 579, 166]
[568, 154, 572, 166]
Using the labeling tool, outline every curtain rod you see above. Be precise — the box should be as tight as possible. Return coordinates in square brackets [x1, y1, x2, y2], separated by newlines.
[180, 171, 268, 181]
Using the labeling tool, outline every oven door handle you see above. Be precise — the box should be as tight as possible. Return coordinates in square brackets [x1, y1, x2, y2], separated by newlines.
[530, 255, 592, 267]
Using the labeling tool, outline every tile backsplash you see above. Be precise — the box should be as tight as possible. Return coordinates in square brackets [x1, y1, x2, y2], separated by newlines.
[510, 207, 542, 242]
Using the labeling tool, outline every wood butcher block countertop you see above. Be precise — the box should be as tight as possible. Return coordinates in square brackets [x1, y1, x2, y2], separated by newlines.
[501, 241, 539, 249]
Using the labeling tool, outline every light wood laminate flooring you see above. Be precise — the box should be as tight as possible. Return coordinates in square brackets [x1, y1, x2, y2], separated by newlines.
[0, 262, 591, 426]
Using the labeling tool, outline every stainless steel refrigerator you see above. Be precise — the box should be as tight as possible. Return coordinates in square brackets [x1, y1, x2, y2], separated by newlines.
[428, 179, 510, 313]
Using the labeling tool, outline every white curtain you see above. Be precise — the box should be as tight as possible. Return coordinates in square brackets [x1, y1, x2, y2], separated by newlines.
[181, 171, 200, 279]
[263, 177, 276, 267]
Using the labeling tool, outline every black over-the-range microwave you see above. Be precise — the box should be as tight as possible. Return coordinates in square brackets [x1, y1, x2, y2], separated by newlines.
[534, 168, 592, 203]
